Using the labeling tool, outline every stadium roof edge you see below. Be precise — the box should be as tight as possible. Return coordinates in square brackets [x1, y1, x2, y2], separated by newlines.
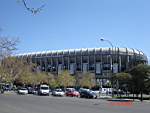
[15, 47, 146, 56]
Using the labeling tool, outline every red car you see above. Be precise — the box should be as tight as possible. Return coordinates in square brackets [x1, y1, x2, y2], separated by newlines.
[66, 90, 80, 97]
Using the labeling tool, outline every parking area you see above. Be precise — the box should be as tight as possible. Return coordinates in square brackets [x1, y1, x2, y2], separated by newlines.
[1, 92, 150, 113]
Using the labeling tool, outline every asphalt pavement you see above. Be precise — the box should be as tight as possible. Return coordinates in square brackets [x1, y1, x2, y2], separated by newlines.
[0, 93, 150, 113]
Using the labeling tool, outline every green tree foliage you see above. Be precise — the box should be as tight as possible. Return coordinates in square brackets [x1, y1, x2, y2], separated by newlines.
[47, 73, 58, 88]
[113, 72, 132, 81]
[113, 72, 132, 88]
[0, 66, 13, 83]
[35, 72, 50, 85]
[17, 72, 33, 85]
[0, 57, 24, 83]
[79, 72, 96, 89]
[129, 64, 150, 101]
[57, 70, 76, 88]
[112, 72, 132, 96]
[0, 57, 36, 85]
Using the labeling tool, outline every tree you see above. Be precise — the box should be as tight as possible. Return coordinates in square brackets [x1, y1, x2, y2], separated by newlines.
[57, 70, 76, 88]
[47, 73, 58, 88]
[79, 72, 96, 89]
[0, 57, 22, 83]
[18, 0, 46, 15]
[0, 37, 19, 59]
[113, 72, 132, 96]
[129, 64, 150, 101]
[34, 72, 50, 85]
[17, 71, 34, 86]
[0, 56, 37, 86]
[0, 66, 13, 83]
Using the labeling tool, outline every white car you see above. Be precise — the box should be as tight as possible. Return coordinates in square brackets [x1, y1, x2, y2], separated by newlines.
[38, 85, 50, 96]
[18, 88, 28, 95]
[52, 89, 65, 96]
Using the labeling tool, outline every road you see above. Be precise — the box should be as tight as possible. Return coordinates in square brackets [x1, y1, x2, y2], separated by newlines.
[0, 94, 150, 113]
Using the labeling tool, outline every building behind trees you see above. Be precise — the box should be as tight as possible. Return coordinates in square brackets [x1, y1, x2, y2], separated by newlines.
[16, 47, 148, 85]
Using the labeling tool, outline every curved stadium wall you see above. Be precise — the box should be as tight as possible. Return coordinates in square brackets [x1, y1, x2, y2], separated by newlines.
[17, 47, 148, 81]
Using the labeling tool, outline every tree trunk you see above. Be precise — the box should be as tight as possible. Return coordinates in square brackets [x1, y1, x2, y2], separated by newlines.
[140, 90, 143, 102]
[133, 88, 135, 101]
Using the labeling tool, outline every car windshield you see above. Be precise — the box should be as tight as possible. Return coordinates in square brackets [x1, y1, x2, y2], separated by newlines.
[41, 87, 49, 90]
[20, 88, 27, 90]
[55, 89, 62, 92]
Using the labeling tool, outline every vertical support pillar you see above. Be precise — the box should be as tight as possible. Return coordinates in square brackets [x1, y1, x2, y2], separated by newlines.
[110, 48, 113, 73]
[87, 55, 90, 72]
[74, 51, 77, 73]
[50, 55, 53, 72]
[44, 57, 47, 72]
[94, 49, 96, 76]
[126, 48, 129, 70]
[56, 56, 59, 74]
[40, 57, 42, 71]
[68, 54, 70, 70]
[62, 55, 64, 71]
[81, 50, 83, 72]
[100, 48, 103, 75]
[119, 56, 122, 72]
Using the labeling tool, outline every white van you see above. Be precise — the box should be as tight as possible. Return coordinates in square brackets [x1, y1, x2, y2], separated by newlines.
[38, 85, 50, 96]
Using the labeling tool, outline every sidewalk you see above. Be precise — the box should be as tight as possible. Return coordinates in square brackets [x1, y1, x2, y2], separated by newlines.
[97, 94, 112, 99]
[3, 91, 16, 95]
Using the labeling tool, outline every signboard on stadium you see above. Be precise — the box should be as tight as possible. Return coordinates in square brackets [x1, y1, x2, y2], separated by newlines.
[113, 63, 118, 73]
[96, 63, 102, 74]
[70, 63, 75, 74]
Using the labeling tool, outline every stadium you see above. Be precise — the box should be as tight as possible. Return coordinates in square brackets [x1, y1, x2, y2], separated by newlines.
[17, 47, 148, 84]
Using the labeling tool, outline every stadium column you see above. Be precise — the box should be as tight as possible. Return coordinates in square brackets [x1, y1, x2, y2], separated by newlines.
[56, 52, 58, 73]
[40, 54, 42, 71]
[110, 48, 113, 74]
[87, 49, 90, 72]
[35, 57, 37, 66]
[126, 48, 129, 71]
[68, 50, 70, 71]
[94, 49, 96, 81]
[50, 56, 53, 71]
[100, 48, 103, 75]
[75, 50, 77, 73]
[118, 49, 122, 72]
[81, 50, 83, 72]
[62, 53, 64, 71]
[44, 57, 47, 72]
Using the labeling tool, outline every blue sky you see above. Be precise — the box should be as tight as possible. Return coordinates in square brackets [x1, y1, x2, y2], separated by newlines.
[0, 0, 150, 60]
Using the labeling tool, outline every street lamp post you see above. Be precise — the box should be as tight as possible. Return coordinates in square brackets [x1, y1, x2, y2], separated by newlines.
[100, 38, 114, 49]
[100, 37, 114, 97]
[100, 38, 113, 71]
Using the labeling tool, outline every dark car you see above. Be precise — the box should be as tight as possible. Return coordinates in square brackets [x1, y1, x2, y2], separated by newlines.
[27, 87, 34, 94]
[80, 90, 97, 99]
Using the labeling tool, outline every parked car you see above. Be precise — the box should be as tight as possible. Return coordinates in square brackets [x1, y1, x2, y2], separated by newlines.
[33, 87, 38, 95]
[38, 84, 50, 96]
[17, 88, 28, 95]
[66, 88, 76, 92]
[0, 83, 5, 94]
[80, 90, 97, 99]
[79, 88, 90, 92]
[49, 89, 52, 95]
[27, 87, 34, 94]
[52, 89, 65, 96]
[66, 90, 80, 97]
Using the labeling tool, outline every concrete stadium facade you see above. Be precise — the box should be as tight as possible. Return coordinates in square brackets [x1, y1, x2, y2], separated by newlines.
[17, 48, 147, 84]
